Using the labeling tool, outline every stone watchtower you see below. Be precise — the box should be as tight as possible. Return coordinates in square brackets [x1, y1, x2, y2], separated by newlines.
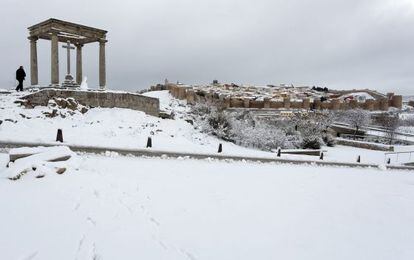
[28, 18, 108, 89]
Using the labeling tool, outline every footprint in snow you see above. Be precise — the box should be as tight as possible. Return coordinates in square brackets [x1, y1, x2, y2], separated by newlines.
[73, 202, 81, 211]
[180, 248, 197, 260]
[20, 252, 38, 260]
[90, 243, 102, 260]
[150, 217, 160, 226]
[87, 217, 97, 226]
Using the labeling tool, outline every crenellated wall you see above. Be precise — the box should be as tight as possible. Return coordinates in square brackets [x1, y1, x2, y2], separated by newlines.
[168, 85, 402, 111]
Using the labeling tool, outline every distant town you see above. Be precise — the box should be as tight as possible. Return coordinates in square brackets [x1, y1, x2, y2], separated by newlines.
[149, 80, 403, 111]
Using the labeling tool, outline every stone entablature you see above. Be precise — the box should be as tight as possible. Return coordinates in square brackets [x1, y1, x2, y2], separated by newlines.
[165, 84, 402, 111]
[21, 89, 160, 117]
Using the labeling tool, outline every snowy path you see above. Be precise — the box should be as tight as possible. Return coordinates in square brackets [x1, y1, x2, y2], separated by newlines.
[0, 140, 413, 171]
[1, 155, 414, 259]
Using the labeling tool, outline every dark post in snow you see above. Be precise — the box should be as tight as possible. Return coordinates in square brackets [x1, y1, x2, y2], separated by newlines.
[320, 152, 324, 160]
[146, 137, 152, 148]
[277, 148, 281, 157]
[56, 129, 63, 142]
[357, 155, 361, 163]
[218, 143, 223, 153]
[387, 158, 391, 164]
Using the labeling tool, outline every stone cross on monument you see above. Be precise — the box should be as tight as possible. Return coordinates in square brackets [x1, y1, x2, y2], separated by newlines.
[61, 41, 78, 87]
[62, 41, 74, 77]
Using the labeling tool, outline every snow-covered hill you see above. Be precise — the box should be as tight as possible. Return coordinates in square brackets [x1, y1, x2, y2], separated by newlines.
[0, 90, 271, 157]
[0, 90, 406, 165]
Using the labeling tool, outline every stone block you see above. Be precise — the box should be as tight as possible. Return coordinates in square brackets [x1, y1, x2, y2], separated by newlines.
[283, 97, 290, 109]
[249, 100, 264, 109]
[230, 98, 244, 108]
[302, 98, 310, 109]
[332, 99, 340, 110]
[379, 98, 389, 111]
[270, 101, 283, 109]
[243, 98, 250, 108]
[264, 98, 270, 108]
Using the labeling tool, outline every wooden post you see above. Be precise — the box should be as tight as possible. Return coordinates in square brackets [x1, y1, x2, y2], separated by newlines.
[146, 137, 152, 148]
[56, 129, 63, 142]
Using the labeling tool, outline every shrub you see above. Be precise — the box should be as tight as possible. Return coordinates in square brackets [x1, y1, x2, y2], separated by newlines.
[302, 136, 322, 149]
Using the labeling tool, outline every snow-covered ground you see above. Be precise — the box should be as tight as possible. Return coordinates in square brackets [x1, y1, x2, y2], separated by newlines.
[0, 153, 414, 259]
[1, 90, 414, 259]
[1, 90, 411, 165]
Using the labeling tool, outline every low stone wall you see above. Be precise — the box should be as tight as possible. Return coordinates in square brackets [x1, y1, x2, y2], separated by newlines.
[21, 89, 160, 117]
[336, 138, 394, 151]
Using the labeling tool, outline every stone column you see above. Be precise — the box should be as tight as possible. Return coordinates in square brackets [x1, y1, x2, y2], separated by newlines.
[51, 33, 59, 85]
[29, 37, 38, 86]
[99, 40, 107, 90]
[76, 44, 83, 85]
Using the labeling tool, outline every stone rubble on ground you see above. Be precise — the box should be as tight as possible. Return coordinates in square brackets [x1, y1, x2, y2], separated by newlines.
[43, 97, 89, 118]
[2, 146, 78, 180]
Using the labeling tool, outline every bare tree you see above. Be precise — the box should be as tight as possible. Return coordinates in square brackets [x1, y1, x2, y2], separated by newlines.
[344, 109, 371, 139]
[376, 112, 400, 144]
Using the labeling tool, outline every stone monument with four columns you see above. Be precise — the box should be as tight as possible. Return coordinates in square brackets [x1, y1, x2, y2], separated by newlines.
[28, 18, 108, 90]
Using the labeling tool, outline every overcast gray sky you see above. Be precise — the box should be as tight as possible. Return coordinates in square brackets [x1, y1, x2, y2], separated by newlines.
[1, 0, 414, 94]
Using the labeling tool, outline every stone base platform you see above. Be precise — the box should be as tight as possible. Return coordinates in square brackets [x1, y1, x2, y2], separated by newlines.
[20, 89, 160, 117]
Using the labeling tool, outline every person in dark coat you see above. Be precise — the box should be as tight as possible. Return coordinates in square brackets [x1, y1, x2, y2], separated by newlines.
[15, 66, 26, 92]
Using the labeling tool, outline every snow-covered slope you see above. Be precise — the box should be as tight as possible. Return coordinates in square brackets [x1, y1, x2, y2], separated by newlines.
[0, 90, 409, 165]
[0, 154, 413, 259]
[0, 91, 270, 157]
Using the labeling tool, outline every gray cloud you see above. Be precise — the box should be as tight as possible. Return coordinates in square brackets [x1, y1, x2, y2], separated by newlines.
[1, 0, 414, 94]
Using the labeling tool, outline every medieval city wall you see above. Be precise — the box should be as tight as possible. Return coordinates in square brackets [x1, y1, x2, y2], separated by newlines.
[22, 89, 160, 116]
[168, 85, 402, 111]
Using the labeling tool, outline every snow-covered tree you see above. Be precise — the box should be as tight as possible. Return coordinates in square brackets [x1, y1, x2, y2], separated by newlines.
[190, 105, 336, 151]
[343, 109, 371, 139]
[376, 112, 400, 144]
